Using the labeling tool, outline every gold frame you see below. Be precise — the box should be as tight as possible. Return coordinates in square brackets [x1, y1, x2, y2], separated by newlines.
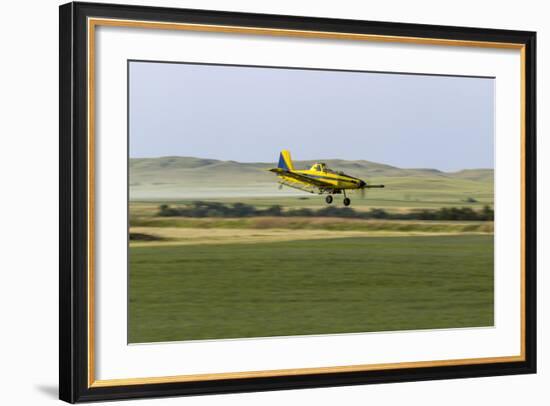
[86, 17, 527, 388]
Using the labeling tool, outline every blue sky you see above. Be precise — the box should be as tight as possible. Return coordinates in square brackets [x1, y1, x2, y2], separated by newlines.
[129, 61, 494, 172]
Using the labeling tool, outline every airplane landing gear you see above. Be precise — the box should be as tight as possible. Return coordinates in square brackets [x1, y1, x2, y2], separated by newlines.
[325, 195, 333, 204]
[342, 190, 351, 206]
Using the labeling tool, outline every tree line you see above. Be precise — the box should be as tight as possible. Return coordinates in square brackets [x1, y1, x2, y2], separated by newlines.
[157, 202, 494, 221]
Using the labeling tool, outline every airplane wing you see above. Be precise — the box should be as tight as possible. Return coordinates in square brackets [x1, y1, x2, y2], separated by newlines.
[269, 168, 335, 188]
[277, 178, 318, 194]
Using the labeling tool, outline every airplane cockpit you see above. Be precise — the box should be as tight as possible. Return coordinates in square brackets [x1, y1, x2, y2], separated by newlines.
[310, 163, 327, 172]
[310, 163, 343, 175]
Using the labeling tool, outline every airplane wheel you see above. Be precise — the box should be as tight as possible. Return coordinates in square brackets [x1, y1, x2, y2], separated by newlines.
[325, 195, 333, 204]
[343, 197, 351, 206]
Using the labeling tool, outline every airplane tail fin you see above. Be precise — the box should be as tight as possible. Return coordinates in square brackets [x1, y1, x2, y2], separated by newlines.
[277, 150, 294, 171]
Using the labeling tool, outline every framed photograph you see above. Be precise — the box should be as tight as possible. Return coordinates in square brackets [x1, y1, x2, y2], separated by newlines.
[59, 1, 536, 403]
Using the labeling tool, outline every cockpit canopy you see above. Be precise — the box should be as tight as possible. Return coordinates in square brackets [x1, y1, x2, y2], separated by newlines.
[310, 162, 327, 172]
[309, 162, 343, 175]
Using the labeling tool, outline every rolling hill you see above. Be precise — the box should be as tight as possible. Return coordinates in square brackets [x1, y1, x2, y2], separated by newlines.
[129, 156, 494, 204]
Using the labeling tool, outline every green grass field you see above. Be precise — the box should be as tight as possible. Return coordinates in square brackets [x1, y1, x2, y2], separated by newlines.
[129, 235, 494, 343]
[128, 156, 495, 343]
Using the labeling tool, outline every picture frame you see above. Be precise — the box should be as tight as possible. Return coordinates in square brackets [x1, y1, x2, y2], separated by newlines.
[59, 1, 536, 403]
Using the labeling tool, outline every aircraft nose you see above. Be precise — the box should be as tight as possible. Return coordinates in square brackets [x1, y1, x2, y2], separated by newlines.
[359, 180, 366, 188]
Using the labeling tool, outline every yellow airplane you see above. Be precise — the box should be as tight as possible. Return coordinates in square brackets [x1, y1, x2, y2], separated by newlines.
[269, 150, 384, 206]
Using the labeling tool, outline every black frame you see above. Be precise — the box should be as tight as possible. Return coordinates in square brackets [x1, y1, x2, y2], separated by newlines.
[60, 1, 537, 403]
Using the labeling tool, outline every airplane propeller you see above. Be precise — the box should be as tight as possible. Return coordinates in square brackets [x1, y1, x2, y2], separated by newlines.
[358, 182, 384, 199]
